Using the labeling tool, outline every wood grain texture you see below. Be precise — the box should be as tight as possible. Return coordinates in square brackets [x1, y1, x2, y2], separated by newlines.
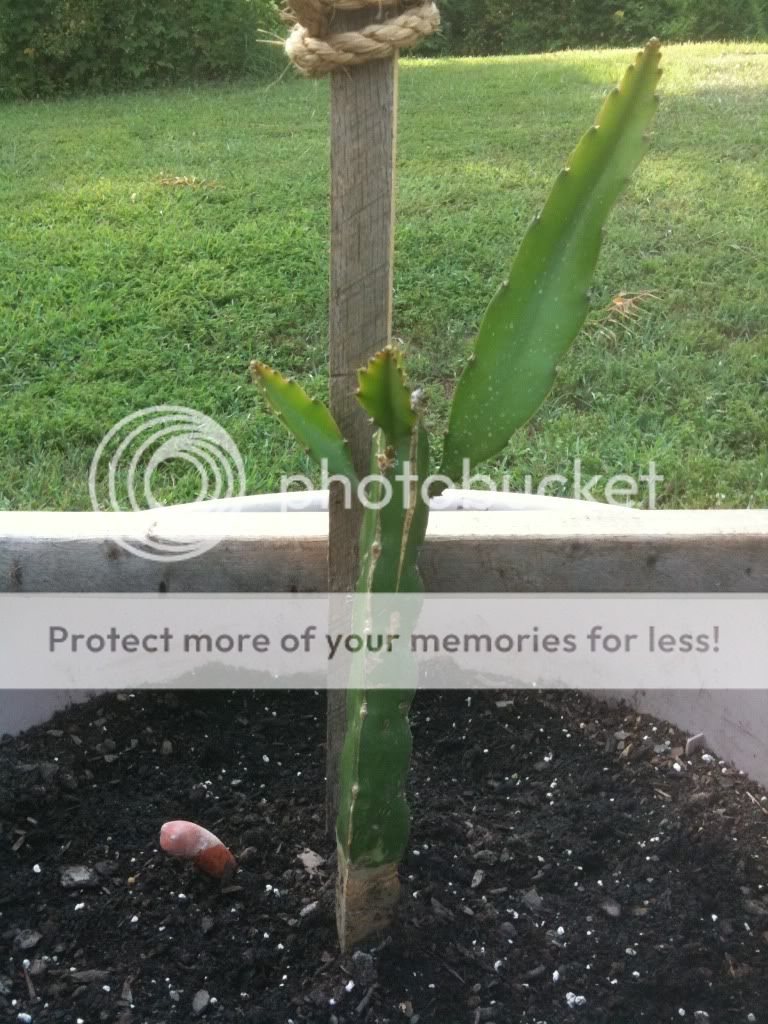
[327, 5, 400, 829]
[2, 510, 766, 593]
[328, 6, 398, 591]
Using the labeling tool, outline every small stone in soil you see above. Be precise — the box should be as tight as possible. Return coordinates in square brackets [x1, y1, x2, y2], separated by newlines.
[71, 970, 111, 983]
[474, 850, 498, 866]
[522, 887, 544, 912]
[351, 950, 377, 987]
[299, 901, 319, 918]
[60, 865, 99, 889]
[601, 898, 622, 918]
[13, 929, 42, 952]
[471, 869, 485, 889]
[192, 989, 210, 1015]
[94, 861, 118, 878]
[523, 964, 546, 980]
[297, 849, 325, 876]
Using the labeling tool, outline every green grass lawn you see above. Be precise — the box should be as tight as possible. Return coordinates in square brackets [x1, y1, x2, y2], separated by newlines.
[1, 42, 767, 511]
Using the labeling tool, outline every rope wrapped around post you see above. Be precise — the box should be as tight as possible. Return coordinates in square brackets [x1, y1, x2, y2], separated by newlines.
[283, 0, 440, 77]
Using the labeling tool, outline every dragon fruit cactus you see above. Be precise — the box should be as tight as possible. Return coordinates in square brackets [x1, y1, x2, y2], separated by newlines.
[252, 39, 663, 949]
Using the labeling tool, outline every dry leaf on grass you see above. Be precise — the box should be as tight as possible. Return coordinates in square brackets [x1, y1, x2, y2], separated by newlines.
[158, 175, 219, 189]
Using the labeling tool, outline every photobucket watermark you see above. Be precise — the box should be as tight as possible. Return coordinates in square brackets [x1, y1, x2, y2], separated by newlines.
[281, 458, 664, 510]
[89, 405, 664, 564]
[89, 406, 246, 562]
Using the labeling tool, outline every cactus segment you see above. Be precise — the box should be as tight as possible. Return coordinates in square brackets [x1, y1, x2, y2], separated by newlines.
[250, 361, 358, 484]
[357, 425, 430, 596]
[338, 424, 430, 862]
[356, 346, 417, 446]
[439, 39, 663, 485]
[335, 419, 430, 949]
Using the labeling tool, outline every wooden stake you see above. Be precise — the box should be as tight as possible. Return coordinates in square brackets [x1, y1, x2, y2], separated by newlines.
[326, 5, 400, 830]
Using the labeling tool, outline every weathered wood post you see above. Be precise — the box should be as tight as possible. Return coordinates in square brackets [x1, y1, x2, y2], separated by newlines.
[326, 9, 400, 832]
[282, 0, 439, 945]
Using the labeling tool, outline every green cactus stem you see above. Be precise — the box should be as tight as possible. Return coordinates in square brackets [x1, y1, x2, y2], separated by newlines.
[439, 39, 662, 487]
[335, 350, 429, 949]
[250, 361, 358, 484]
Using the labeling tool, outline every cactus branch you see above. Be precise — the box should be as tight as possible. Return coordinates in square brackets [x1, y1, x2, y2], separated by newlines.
[439, 39, 663, 486]
[251, 361, 359, 484]
[334, 351, 430, 949]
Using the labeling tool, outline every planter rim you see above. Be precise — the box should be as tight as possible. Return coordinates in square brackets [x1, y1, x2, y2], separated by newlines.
[145, 488, 637, 517]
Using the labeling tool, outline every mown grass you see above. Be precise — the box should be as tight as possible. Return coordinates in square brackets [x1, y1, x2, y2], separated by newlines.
[1, 42, 766, 511]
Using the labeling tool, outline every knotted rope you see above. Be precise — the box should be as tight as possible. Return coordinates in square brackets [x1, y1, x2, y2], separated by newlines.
[284, 0, 440, 77]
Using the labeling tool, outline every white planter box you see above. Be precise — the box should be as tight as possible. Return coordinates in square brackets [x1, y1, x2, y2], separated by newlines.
[1, 498, 766, 780]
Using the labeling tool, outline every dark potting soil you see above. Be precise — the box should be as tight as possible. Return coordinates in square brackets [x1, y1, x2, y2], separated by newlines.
[1, 689, 767, 1024]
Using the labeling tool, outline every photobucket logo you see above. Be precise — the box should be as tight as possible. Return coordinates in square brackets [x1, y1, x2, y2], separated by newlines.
[89, 406, 246, 562]
[281, 458, 663, 510]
